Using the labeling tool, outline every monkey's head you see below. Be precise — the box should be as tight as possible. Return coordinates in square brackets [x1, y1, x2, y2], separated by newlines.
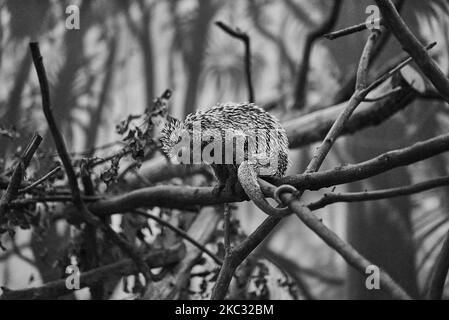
[160, 117, 191, 162]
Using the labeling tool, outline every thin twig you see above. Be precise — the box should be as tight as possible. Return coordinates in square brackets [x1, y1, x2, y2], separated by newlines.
[215, 21, 254, 103]
[366, 42, 436, 93]
[44, 140, 124, 159]
[324, 18, 383, 40]
[0, 133, 42, 217]
[18, 166, 61, 194]
[307, 29, 381, 172]
[307, 175, 449, 211]
[132, 209, 222, 265]
[376, 0, 449, 103]
[10, 195, 103, 208]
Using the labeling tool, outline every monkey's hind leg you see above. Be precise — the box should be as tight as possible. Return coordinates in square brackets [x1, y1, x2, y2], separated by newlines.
[211, 165, 242, 197]
[211, 165, 229, 197]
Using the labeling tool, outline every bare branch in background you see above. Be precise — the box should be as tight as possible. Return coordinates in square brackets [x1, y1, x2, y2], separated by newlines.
[132, 209, 223, 265]
[282, 195, 411, 299]
[324, 18, 383, 40]
[306, 29, 380, 172]
[293, 0, 342, 110]
[376, 0, 449, 103]
[143, 207, 221, 300]
[215, 21, 255, 103]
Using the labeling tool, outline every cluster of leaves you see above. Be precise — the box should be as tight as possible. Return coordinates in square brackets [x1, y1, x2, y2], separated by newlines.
[100, 90, 173, 185]
[0, 162, 65, 249]
[277, 277, 299, 300]
[248, 261, 270, 300]
[0, 207, 40, 250]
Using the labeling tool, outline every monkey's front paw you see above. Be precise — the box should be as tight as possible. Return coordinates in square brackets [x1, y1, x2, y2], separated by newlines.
[212, 184, 226, 197]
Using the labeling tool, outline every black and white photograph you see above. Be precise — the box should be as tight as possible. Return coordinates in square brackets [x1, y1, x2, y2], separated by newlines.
[1, 0, 449, 307]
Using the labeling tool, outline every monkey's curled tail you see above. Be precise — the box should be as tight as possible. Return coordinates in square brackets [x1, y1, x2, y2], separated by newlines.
[237, 161, 290, 217]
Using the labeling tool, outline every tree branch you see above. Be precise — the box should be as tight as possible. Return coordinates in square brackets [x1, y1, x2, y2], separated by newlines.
[29, 43, 94, 222]
[30, 42, 154, 283]
[283, 195, 411, 299]
[375, 0, 449, 103]
[293, 0, 342, 109]
[278, 132, 449, 190]
[307, 176, 449, 211]
[18, 166, 61, 194]
[0, 133, 42, 217]
[142, 207, 221, 299]
[132, 209, 222, 265]
[306, 29, 380, 172]
[209, 30, 431, 299]
[215, 21, 255, 103]
[324, 18, 383, 40]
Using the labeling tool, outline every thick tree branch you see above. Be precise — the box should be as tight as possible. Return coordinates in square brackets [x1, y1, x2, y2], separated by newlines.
[132, 209, 222, 265]
[375, 0, 449, 103]
[278, 132, 449, 190]
[283, 195, 411, 299]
